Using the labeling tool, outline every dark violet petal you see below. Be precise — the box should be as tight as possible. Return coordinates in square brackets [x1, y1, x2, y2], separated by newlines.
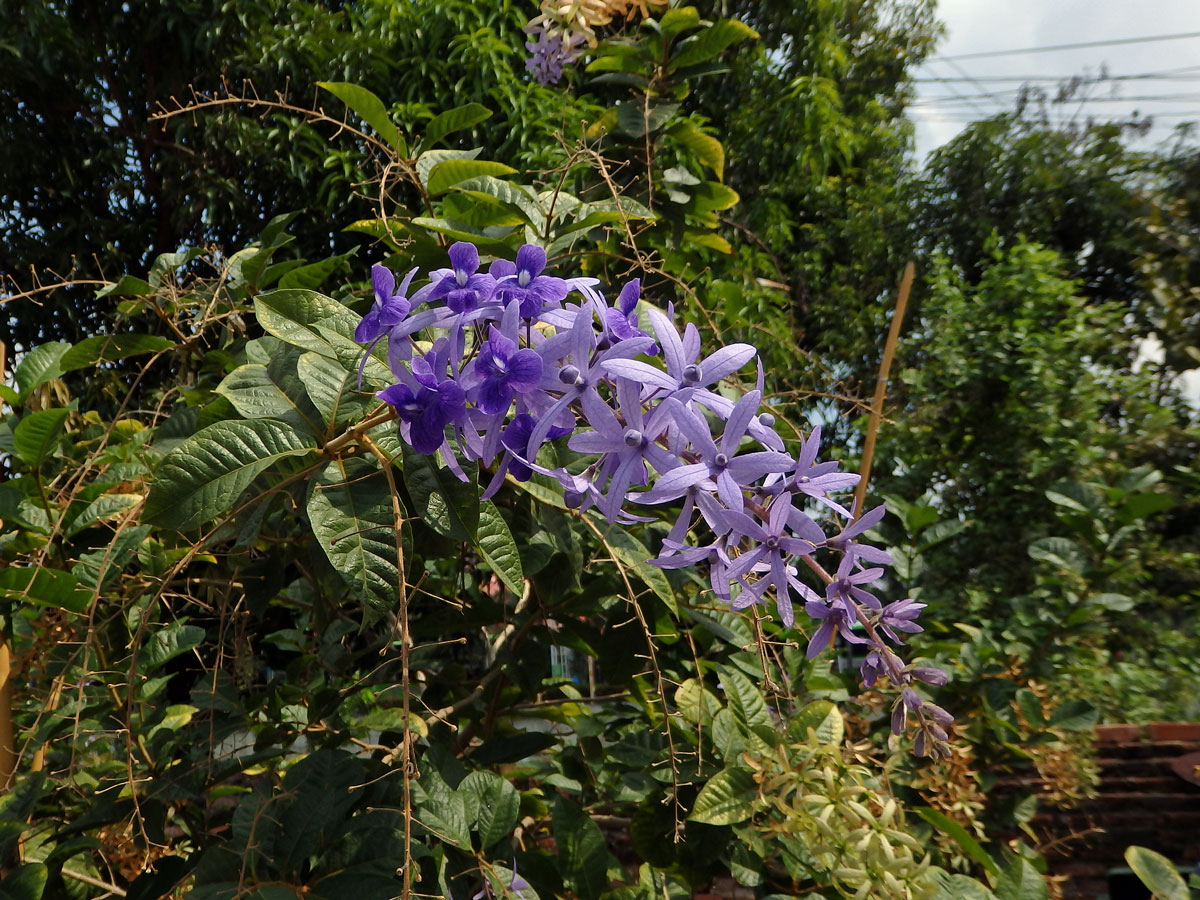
[506, 349, 544, 390]
[720, 389, 762, 453]
[489, 258, 517, 279]
[411, 408, 447, 454]
[843, 505, 887, 539]
[616, 278, 640, 315]
[807, 619, 836, 658]
[372, 264, 395, 301]
[448, 241, 479, 276]
[516, 243, 546, 277]
[478, 378, 514, 415]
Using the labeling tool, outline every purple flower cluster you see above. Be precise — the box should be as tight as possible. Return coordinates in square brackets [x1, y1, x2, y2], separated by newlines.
[523, 25, 586, 85]
[358, 241, 949, 755]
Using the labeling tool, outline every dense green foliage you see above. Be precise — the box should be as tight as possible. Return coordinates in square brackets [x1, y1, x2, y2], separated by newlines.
[1, 1, 1199, 898]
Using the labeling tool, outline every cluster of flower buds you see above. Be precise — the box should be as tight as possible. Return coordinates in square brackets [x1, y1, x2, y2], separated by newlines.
[357, 242, 949, 756]
[523, 0, 668, 84]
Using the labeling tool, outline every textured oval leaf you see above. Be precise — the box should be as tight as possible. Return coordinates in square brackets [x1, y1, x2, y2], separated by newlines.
[788, 700, 845, 746]
[277, 249, 356, 292]
[477, 501, 523, 594]
[59, 334, 174, 373]
[1125, 845, 1189, 900]
[669, 121, 725, 180]
[668, 18, 757, 72]
[137, 622, 205, 674]
[423, 102, 492, 148]
[674, 678, 720, 726]
[689, 767, 757, 825]
[426, 159, 518, 195]
[215, 364, 317, 430]
[459, 770, 519, 848]
[0, 567, 90, 613]
[317, 81, 403, 153]
[64, 492, 143, 538]
[1028, 536, 1088, 574]
[716, 665, 770, 734]
[297, 352, 372, 431]
[996, 859, 1048, 900]
[14, 342, 70, 398]
[552, 795, 612, 900]
[12, 408, 69, 467]
[403, 448, 478, 541]
[144, 419, 317, 529]
[307, 457, 406, 618]
[254, 289, 359, 359]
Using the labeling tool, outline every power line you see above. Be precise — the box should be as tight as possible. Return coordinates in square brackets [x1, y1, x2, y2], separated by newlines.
[928, 31, 1200, 62]
[914, 69, 1200, 84]
[913, 91, 1200, 107]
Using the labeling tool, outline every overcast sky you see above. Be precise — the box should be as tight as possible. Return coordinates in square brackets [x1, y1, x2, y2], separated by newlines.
[912, 0, 1200, 159]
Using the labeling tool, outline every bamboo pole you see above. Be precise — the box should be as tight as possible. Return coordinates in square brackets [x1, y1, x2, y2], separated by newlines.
[0, 339, 13, 789]
[852, 262, 915, 518]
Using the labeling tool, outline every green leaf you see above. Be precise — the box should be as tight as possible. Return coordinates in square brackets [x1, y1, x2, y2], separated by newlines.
[215, 364, 319, 432]
[95, 275, 154, 298]
[415, 147, 481, 186]
[459, 771, 519, 848]
[415, 770, 471, 850]
[552, 795, 612, 900]
[477, 500, 523, 593]
[1027, 537, 1088, 574]
[137, 623, 205, 674]
[0, 862, 48, 900]
[277, 249, 356, 291]
[674, 678, 720, 727]
[452, 176, 543, 228]
[916, 807, 999, 878]
[589, 515, 676, 614]
[59, 334, 175, 372]
[994, 859, 1047, 900]
[1015, 689, 1045, 728]
[931, 870, 998, 900]
[716, 666, 769, 734]
[659, 6, 701, 40]
[317, 81, 404, 154]
[423, 102, 492, 147]
[688, 767, 757, 825]
[14, 342, 70, 398]
[427, 159, 518, 195]
[0, 567, 90, 613]
[254, 289, 361, 359]
[402, 449, 478, 541]
[669, 122, 725, 180]
[307, 457, 406, 619]
[408, 218, 516, 254]
[12, 408, 69, 467]
[668, 19, 757, 72]
[297, 352, 373, 431]
[1047, 699, 1097, 731]
[1090, 592, 1134, 611]
[690, 180, 740, 212]
[1124, 846, 1189, 900]
[788, 700, 844, 746]
[63, 492, 142, 538]
[143, 418, 317, 530]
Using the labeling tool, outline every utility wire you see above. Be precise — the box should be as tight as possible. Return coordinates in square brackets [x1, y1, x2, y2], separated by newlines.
[928, 30, 1200, 62]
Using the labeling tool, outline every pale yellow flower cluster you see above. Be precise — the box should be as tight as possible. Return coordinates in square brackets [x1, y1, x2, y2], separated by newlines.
[527, 0, 669, 48]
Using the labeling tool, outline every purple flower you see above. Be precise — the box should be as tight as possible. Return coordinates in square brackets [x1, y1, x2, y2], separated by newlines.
[603, 280, 657, 351]
[824, 552, 884, 612]
[637, 392, 794, 510]
[427, 242, 496, 314]
[378, 348, 467, 454]
[825, 505, 893, 566]
[473, 325, 544, 415]
[712, 494, 824, 627]
[878, 598, 926, 641]
[524, 26, 585, 85]
[356, 265, 417, 344]
[787, 426, 860, 516]
[493, 245, 569, 318]
[805, 600, 867, 658]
